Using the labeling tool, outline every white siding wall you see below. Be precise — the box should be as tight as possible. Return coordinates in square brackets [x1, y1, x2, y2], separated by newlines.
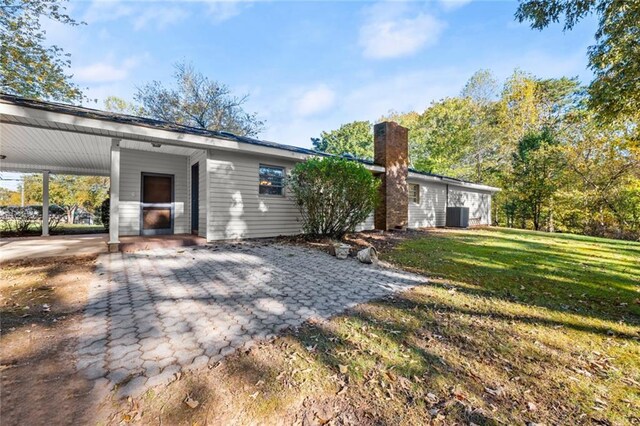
[407, 180, 447, 228]
[355, 214, 375, 232]
[207, 150, 302, 240]
[448, 187, 492, 225]
[189, 150, 208, 238]
[119, 148, 189, 236]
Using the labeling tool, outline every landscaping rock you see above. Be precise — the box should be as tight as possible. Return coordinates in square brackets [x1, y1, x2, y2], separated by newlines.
[356, 247, 378, 264]
[332, 243, 351, 259]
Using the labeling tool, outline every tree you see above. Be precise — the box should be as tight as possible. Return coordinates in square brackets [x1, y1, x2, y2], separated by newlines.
[515, 0, 640, 129]
[311, 121, 374, 160]
[559, 113, 640, 237]
[461, 69, 499, 105]
[0, 187, 17, 205]
[22, 174, 109, 223]
[496, 71, 581, 163]
[460, 70, 501, 182]
[0, 0, 83, 101]
[135, 62, 264, 136]
[510, 129, 565, 230]
[103, 96, 143, 116]
[288, 157, 379, 238]
[409, 98, 475, 177]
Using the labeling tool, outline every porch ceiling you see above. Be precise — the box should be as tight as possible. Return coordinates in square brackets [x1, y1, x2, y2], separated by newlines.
[1, 122, 112, 175]
[0, 121, 199, 176]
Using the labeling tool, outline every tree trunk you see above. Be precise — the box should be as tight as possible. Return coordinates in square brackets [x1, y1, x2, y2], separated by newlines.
[533, 205, 540, 231]
[66, 206, 77, 224]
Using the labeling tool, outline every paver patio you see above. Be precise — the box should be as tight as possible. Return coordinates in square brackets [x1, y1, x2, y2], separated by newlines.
[76, 243, 427, 398]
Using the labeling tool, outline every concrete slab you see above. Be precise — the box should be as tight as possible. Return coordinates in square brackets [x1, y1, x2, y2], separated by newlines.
[0, 233, 108, 263]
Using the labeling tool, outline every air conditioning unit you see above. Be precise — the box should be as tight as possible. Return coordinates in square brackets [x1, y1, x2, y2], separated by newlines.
[446, 207, 469, 228]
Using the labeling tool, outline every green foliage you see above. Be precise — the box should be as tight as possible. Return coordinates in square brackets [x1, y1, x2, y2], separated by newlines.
[315, 67, 638, 240]
[311, 121, 374, 160]
[100, 198, 110, 231]
[103, 96, 143, 116]
[288, 157, 379, 238]
[510, 129, 565, 230]
[21, 174, 109, 224]
[0, 0, 83, 101]
[409, 98, 475, 176]
[515, 0, 640, 129]
[135, 61, 264, 136]
[0, 205, 65, 234]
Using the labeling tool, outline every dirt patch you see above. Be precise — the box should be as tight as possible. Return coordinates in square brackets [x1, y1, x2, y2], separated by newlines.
[0, 256, 108, 426]
[103, 330, 376, 426]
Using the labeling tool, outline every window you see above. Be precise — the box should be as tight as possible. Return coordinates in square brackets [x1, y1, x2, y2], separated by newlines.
[259, 165, 285, 196]
[409, 184, 420, 204]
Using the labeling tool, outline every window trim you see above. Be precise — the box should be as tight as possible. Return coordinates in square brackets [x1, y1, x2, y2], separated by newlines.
[409, 183, 420, 204]
[258, 164, 286, 197]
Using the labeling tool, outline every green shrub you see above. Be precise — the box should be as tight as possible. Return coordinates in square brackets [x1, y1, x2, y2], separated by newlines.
[288, 156, 379, 238]
[100, 198, 110, 231]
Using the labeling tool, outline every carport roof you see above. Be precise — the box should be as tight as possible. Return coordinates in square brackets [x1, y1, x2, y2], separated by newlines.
[0, 93, 321, 157]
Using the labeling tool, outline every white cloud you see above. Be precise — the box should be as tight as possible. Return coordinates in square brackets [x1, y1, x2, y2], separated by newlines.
[206, 1, 251, 24]
[74, 56, 142, 83]
[439, 0, 473, 12]
[82, 0, 250, 30]
[82, 1, 137, 25]
[133, 6, 190, 30]
[294, 85, 337, 117]
[359, 2, 446, 60]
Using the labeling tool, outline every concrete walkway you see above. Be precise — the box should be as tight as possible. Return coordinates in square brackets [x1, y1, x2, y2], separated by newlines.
[0, 234, 108, 263]
[76, 243, 427, 398]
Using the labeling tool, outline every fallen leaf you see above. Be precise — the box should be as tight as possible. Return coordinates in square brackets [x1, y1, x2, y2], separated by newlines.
[527, 401, 537, 411]
[484, 387, 503, 397]
[184, 396, 199, 409]
[338, 364, 348, 374]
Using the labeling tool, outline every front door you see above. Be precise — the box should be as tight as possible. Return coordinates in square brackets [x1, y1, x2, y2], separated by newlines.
[141, 173, 174, 235]
[191, 162, 199, 234]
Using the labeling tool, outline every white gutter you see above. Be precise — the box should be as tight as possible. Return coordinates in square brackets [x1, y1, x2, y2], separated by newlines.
[408, 171, 500, 192]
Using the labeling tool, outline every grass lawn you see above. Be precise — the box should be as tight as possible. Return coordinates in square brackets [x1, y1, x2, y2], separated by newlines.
[0, 222, 105, 237]
[89, 229, 640, 424]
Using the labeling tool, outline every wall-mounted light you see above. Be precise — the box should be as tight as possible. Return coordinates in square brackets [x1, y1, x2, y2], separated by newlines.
[0, 155, 6, 160]
[151, 143, 162, 148]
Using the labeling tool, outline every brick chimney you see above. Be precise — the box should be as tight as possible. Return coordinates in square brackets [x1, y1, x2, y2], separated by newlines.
[374, 121, 409, 231]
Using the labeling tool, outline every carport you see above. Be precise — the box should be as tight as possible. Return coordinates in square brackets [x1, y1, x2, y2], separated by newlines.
[0, 95, 219, 250]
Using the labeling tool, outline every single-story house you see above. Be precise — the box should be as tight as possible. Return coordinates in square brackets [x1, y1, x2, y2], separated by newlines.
[0, 94, 499, 250]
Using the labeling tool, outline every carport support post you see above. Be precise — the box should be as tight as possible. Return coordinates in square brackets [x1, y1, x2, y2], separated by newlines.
[108, 139, 121, 252]
[42, 170, 49, 236]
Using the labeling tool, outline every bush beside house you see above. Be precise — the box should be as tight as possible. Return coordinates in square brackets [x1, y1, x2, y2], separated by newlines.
[288, 156, 379, 238]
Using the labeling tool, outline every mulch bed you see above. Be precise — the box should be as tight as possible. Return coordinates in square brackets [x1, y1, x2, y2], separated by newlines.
[271, 228, 436, 257]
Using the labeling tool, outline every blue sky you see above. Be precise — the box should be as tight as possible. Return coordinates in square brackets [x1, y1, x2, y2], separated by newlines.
[51, 0, 596, 149]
